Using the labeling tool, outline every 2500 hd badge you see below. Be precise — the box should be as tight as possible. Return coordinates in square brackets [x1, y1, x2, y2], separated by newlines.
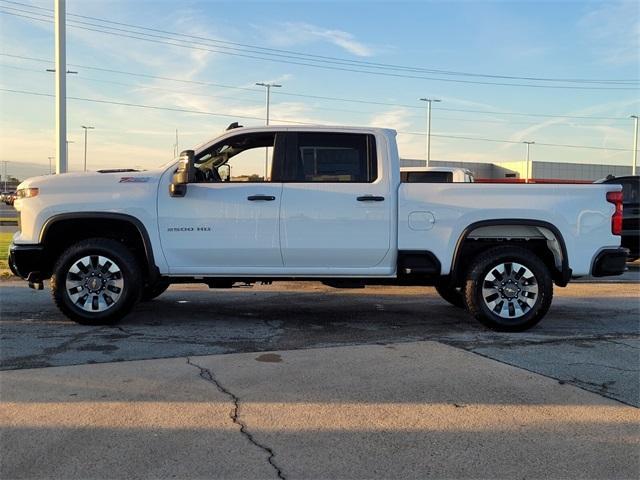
[167, 226, 211, 232]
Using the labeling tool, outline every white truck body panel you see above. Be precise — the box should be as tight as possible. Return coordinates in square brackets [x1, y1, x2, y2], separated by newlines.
[398, 183, 619, 276]
[13, 126, 621, 279]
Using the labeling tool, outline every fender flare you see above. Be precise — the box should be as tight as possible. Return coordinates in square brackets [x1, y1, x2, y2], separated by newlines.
[450, 219, 571, 287]
[40, 212, 160, 281]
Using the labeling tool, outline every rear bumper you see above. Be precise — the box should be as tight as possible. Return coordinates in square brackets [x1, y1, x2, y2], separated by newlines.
[591, 248, 629, 277]
[8, 243, 45, 280]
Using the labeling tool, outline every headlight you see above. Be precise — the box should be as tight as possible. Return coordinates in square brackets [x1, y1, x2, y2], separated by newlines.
[16, 188, 39, 199]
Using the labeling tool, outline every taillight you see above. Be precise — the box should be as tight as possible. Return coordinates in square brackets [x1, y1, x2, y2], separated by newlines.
[606, 191, 623, 235]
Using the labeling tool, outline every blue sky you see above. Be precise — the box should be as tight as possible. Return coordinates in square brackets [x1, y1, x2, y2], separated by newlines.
[0, 0, 638, 178]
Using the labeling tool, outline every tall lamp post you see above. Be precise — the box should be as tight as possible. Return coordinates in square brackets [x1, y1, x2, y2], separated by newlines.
[256, 82, 281, 179]
[631, 115, 638, 176]
[523, 141, 535, 183]
[81, 125, 94, 172]
[419, 98, 441, 167]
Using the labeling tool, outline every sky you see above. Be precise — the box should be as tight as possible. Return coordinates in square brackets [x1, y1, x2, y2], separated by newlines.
[0, 0, 639, 179]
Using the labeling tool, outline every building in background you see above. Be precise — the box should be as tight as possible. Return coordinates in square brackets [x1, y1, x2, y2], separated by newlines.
[400, 159, 633, 182]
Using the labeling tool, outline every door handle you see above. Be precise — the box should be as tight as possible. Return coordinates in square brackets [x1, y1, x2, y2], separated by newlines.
[357, 195, 385, 202]
[247, 195, 276, 201]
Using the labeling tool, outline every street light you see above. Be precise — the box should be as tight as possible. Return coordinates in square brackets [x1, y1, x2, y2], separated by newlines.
[256, 82, 282, 179]
[523, 141, 535, 183]
[81, 125, 95, 172]
[48, 156, 54, 174]
[419, 98, 441, 167]
[631, 115, 638, 176]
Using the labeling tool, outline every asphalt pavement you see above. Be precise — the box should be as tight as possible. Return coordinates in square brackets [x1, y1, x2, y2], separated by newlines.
[1, 280, 638, 406]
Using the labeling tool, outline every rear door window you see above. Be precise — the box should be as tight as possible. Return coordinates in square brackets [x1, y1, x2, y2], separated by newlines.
[286, 132, 377, 183]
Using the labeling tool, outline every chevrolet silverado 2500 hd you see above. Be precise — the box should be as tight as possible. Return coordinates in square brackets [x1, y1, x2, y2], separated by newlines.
[8, 126, 628, 331]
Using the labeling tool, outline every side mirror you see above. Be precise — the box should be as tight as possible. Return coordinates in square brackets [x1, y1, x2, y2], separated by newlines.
[170, 150, 195, 197]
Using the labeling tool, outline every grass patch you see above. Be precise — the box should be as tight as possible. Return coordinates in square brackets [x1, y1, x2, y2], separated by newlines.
[0, 231, 14, 270]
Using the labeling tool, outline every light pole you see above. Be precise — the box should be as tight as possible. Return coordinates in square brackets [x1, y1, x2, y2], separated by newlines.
[523, 141, 535, 183]
[419, 98, 441, 167]
[2, 161, 7, 191]
[631, 115, 638, 176]
[54, 0, 67, 174]
[48, 156, 54, 174]
[256, 82, 282, 179]
[81, 125, 94, 172]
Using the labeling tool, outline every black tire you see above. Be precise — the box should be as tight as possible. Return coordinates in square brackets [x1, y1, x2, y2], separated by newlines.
[141, 278, 171, 301]
[51, 238, 142, 325]
[434, 283, 465, 308]
[463, 246, 553, 332]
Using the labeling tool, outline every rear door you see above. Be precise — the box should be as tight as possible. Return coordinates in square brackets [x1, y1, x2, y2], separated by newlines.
[279, 131, 392, 272]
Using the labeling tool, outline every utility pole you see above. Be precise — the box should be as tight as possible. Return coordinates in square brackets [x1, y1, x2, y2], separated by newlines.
[173, 129, 179, 157]
[419, 98, 441, 167]
[48, 156, 54, 174]
[2, 161, 7, 191]
[256, 82, 281, 179]
[631, 115, 638, 176]
[81, 125, 94, 172]
[523, 141, 535, 183]
[54, 0, 67, 174]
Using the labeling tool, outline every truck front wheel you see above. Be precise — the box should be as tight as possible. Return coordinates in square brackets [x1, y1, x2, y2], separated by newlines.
[51, 238, 142, 325]
[463, 246, 553, 332]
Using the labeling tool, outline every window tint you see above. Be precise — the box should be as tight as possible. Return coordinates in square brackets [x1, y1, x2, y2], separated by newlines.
[292, 133, 377, 183]
[401, 171, 453, 183]
[620, 179, 639, 204]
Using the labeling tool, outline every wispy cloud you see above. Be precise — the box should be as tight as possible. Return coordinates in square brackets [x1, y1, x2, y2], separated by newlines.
[579, 0, 640, 66]
[256, 22, 375, 57]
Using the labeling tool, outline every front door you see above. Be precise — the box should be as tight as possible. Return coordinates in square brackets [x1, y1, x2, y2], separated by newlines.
[279, 131, 392, 273]
[157, 131, 284, 274]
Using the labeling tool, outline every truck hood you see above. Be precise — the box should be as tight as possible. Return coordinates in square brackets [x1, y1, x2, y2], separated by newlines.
[17, 169, 164, 191]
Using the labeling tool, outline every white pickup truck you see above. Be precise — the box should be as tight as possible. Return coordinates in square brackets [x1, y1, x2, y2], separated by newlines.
[9, 125, 628, 331]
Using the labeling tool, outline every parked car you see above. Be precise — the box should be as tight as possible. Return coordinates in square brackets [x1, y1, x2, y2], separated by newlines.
[3, 191, 16, 206]
[595, 175, 639, 260]
[401, 166, 475, 183]
[9, 125, 627, 331]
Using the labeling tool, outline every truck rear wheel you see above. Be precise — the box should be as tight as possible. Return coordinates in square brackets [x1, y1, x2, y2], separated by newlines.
[463, 246, 553, 332]
[51, 238, 142, 325]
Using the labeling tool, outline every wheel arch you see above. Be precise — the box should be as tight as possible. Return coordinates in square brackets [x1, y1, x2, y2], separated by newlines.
[451, 219, 571, 287]
[40, 212, 160, 282]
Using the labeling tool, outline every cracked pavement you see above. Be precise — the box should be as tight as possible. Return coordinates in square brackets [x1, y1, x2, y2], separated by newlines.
[1, 341, 638, 479]
[1, 280, 638, 406]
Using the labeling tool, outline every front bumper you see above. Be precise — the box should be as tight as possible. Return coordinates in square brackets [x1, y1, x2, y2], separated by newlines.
[8, 243, 45, 280]
[591, 248, 629, 277]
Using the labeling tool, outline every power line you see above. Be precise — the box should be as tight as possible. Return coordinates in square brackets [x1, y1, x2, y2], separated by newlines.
[3, 63, 611, 127]
[402, 131, 632, 152]
[0, 87, 633, 152]
[1, 8, 638, 91]
[0, 87, 313, 124]
[1, 0, 637, 85]
[1, 53, 632, 122]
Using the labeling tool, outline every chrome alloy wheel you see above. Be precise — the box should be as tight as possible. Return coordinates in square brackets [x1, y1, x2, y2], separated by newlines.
[65, 255, 124, 312]
[481, 262, 538, 319]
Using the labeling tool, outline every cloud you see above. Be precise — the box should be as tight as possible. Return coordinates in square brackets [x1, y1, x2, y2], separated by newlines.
[579, 0, 640, 66]
[257, 22, 375, 57]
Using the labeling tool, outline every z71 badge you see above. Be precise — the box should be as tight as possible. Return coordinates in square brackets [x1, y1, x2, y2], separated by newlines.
[119, 177, 151, 183]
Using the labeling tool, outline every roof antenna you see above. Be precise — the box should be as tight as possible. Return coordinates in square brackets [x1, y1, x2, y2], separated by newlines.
[226, 122, 243, 131]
